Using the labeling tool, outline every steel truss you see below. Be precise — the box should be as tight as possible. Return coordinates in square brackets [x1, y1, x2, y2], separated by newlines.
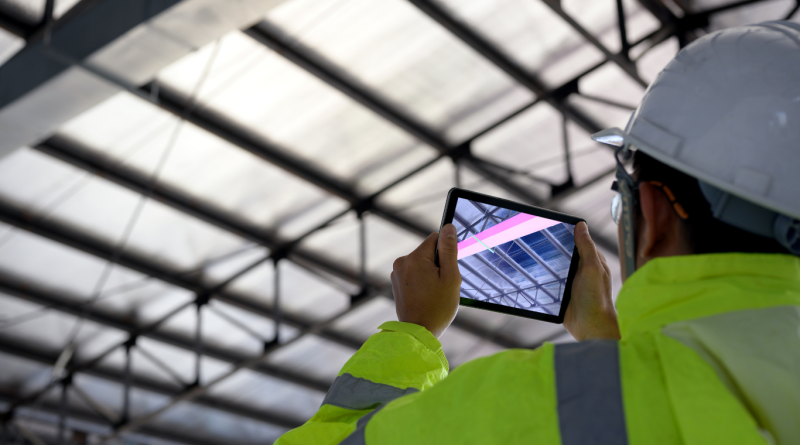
[0, 0, 787, 443]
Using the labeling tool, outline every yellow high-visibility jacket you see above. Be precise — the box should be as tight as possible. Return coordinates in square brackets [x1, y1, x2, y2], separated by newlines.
[277, 253, 800, 445]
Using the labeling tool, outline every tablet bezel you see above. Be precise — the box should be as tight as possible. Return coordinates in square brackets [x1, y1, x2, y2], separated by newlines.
[437, 187, 584, 324]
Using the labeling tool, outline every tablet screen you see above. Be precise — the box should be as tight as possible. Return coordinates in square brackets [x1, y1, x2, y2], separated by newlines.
[453, 197, 576, 317]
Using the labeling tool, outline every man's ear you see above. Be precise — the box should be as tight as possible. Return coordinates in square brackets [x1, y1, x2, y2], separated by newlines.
[636, 182, 682, 265]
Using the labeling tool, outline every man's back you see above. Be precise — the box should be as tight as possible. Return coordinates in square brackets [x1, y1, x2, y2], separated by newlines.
[277, 253, 800, 444]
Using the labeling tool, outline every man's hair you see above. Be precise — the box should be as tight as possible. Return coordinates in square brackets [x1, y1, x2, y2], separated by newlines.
[632, 150, 789, 255]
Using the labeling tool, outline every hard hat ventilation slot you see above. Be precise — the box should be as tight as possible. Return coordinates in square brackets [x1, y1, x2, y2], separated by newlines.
[700, 182, 779, 239]
[774, 215, 800, 255]
[700, 182, 800, 255]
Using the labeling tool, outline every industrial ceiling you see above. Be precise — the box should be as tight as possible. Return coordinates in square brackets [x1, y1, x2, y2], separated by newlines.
[0, 0, 797, 443]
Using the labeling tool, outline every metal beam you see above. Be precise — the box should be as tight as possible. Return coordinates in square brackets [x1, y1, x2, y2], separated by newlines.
[0, 10, 36, 39]
[0, 0, 182, 110]
[0, 0, 295, 157]
[636, 0, 679, 27]
[0, 271, 330, 393]
[675, 0, 782, 45]
[0, 336, 304, 430]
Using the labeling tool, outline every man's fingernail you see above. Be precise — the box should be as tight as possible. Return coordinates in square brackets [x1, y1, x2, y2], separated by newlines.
[444, 224, 457, 239]
[579, 222, 588, 233]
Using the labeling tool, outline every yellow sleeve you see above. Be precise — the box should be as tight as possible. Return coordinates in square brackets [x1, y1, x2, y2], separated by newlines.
[275, 322, 448, 445]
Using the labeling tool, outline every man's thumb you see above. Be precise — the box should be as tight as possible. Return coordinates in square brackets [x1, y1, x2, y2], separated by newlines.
[437, 224, 459, 276]
[574, 221, 597, 262]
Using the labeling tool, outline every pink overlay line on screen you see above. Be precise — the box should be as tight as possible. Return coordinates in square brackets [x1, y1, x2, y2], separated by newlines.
[457, 213, 560, 260]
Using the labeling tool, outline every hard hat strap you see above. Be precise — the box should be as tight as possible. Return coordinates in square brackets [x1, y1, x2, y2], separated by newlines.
[614, 147, 638, 279]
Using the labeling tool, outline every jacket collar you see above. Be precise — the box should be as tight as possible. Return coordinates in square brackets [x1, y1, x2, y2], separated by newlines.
[615, 253, 800, 337]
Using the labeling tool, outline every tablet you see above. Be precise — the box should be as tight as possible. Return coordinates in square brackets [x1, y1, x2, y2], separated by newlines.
[437, 188, 583, 324]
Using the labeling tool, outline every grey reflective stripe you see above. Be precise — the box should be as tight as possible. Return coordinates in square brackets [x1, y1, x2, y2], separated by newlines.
[322, 373, 418, 410]
[339, 403, 386, 445]
[554, 341, 628, 445]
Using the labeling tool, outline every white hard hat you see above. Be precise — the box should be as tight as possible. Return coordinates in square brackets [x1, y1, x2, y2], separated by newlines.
[593, 21, 800, 254]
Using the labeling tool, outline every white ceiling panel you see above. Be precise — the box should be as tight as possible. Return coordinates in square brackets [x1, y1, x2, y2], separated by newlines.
[209, 367, 325, 420]
[265, 334, 353, 382]
[0, 147, 250, 270]
[0, 351, 48, 392]
[562, 0, 659, 54]
[0, 295, 126, 356]
[266, 0, 534, 142]
[216, 255, 352, 322]
[294, 212, 361, 275]
[439, 325, 505, 367]
[376, 158, 456, 229]
[157, 30, 439, 195]
[471, 102, 596, 187]
[0, 223, 148, 298]
[57, 92, 350, 240]
[556, 171, 618, 247]
[151, 401, 288, 444]
[636, 36, 680, 85]
[572, 63, 647, 129]
[93, 334, 233, 388]
[435, 0, 606, 87]
[329, 296, 397, 342]
[0, 26, 22, 65]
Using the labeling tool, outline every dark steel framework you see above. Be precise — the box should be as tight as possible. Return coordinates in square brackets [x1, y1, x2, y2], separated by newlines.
[0, 0, 793, 443]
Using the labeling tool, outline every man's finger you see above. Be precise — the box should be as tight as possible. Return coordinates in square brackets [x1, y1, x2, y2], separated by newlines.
[574, 222, 600, 266]
[436, 224, 459, 281]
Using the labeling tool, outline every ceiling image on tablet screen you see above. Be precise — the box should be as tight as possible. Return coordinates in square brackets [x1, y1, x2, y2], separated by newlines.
[453, 198, 575, 315]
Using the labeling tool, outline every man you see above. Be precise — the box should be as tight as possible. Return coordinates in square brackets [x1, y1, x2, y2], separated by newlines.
[277, 21, 800, 445]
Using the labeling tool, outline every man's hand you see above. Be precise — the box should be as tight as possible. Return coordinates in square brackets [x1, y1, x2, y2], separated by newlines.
[564, 222, 620, 341]
[391, 224, 462, 338]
